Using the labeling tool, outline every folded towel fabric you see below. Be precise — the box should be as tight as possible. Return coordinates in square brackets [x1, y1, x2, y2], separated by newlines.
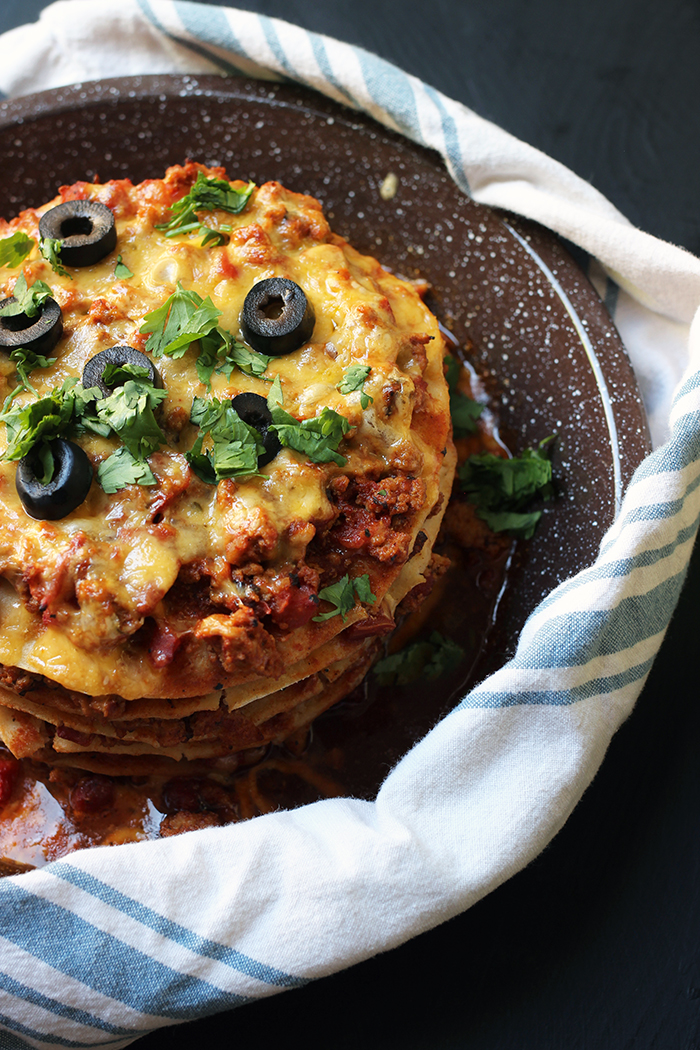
[0, 4, 699, 1047]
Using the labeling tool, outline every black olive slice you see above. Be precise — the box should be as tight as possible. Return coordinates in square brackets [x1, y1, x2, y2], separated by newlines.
[82, 345, 162, 397]
[0, 296, 62, 356]
[231, 391, 281, 467]
[240, 278, 315, 356]
[16, 439, 93, 520]
[38, 200, 117, 267]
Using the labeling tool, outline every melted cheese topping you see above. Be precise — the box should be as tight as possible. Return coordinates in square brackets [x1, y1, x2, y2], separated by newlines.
[0, 164, 453, 700]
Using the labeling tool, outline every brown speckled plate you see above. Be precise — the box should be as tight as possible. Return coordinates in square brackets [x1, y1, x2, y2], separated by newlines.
[0, 75, 651, 788]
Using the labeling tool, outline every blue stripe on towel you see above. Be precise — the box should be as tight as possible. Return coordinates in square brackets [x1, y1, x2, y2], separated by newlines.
[174, 1, 264, 76]
[0, 882, 251, 1019]
[135, 0, 253, 78]
[257, 14, 298, 77]
[49, 863, 305, 989]
[462, 653, 655, 709]
[534, 517, 698, 622]
[356, 50, 422, 140]
[0, 973, 138, 1037]
[673, 369, 700, 401]
[0, 1010, 128, 1048]
[509, 570, 686, 671]
[309, 35, 363, 108]
[423, 83, 471, 196]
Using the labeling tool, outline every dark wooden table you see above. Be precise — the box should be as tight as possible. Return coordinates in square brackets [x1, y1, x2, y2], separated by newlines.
[2, 1, 700, 1047]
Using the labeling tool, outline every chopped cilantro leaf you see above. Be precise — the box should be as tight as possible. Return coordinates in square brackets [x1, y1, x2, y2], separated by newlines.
[0, 231, 35, 269]
[98, 447, 156, 493]
[450, 394, 483, 437]
[266, 374, 283, 410]
[196, 328, 271, 389]
[313, 573, 377, 623]
[474, 508, 544, 537]
[211, 425, 263, 478]
[70, 385, 105, 434]
[373, 631, 464, 687]
[33, 441, 56, 485]
[9, 346, 56, 394]
[217, 338, 271, 380]
[270, 405, 350, 466]
[0, 378, 81, 461]
[100, 362, 151, 387]
[39, 237, 70, 278]
[185, 434, 218, 486]
[155, 171, 255, 246]
[186, 395, 264, 483]
[189, 395, 227, 433]
[459, 436, 555, 539]
[0, 274, 53, 319]
[444, 354, 483, 438]
[140, 283, 221, 358]
[114, 254, 134, 279]
[94, 378, 167, 461]
[352, 574, 377, 606]
[338, 364, 373, 409]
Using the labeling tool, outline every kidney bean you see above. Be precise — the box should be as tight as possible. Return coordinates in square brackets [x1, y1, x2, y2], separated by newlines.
[162, 777, 237, 823]
[162, 777, 203, 814]
[69, 775, 115, 816]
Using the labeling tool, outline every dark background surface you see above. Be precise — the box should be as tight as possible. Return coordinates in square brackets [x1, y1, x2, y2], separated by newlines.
[2, 1, 700, 1047]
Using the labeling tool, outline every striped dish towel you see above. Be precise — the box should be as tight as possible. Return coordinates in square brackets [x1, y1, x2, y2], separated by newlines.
[0, 3, 699, 1047]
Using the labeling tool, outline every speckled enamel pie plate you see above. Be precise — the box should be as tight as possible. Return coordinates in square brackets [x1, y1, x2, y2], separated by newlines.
[0, 75, 651, 797]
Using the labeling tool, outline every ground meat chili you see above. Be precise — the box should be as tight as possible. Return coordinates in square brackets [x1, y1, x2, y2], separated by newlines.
[0, 350, 515, 870]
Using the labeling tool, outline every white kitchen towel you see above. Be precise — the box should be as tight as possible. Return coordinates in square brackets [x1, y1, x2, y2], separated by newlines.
[0, 3, 700, 1048]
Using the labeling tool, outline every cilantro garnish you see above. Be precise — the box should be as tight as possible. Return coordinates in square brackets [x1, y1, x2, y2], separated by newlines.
[0, 369, 168, 494]
[155, 171, 255, 246]
[94, 378, 167, 461]
[32, 441, 57, 485]
[114, 254, 134, 279]
[88, 376, 166, 492]
[100, 362, 151, 388]
[39, 237, 70, 279]
[269, 404, 350, 466]
[267, 374, 283, 409]
[459, 436, 555, 539]
[0, 231, 35, 269]
[197, 327, 271, 388]
[263, 379, 350, 466]
[444, 354, 483, 438]
[0, 277, 57, 393]
[186, 395, 264, 483]
[0, 274, 53, 320]
[0, 379, 83, 462]
[0, 356, 166, 492]
[451, 394, 483, 438]
[140, 283, 269, 389]
[141, 284, 221, 358]
[373, 631, 464, 687]
[338, 364, 373, 409]
[9, 347, 56, 394]
[98, 447, 156, 493]
[313, 573, 377, 623]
